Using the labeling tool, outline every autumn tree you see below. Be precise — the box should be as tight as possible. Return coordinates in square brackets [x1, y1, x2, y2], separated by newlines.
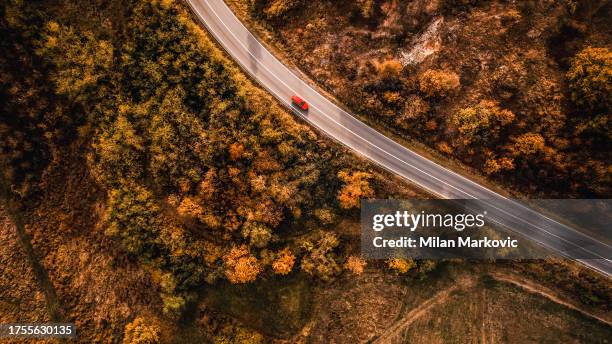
[419, 69, 460, 98]
[241, 221, 273, 248]
[272, 248, 296, 275]
[123, 317, 161, 344]
[450, 100, 515, 145]
[355, 0, 375, 18]
[374, 59, 403, 78]
[510, 133, 546, 156]
[300, 232, 342, 282]
[567, 47, 611, 113]
[223, 245, 262, 284]
[396, 95, 430, 129]
[105, 183, 162, 260]
[38, 21, 113, 104]
[91, 110, 146, 186]
[337, 170, 374, 209]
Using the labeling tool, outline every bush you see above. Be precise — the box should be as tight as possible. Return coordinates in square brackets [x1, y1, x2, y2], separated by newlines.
[105, 184, 162, 259]
[354, 0, 375, 18]
[345, 256, 367, 274]
[567, 46, 611, 113]
[387, 258, 416, 274]
[396, 95, 430, 129]
[374, 59, 403, 78]
[241, 222, 272, 248]
[261, 0, 303, 19]
[419, 69, 460, 97]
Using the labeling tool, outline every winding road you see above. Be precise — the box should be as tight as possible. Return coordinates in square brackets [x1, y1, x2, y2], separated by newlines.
[186, 0, 611, 276]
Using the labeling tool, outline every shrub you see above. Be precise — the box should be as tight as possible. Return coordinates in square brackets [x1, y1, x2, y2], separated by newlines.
[105, 184, 161, 259]
[419, 69, 460, 97]
[355, 0, 375, 18]
[345, 256, 367, 274]
[374, 59, 403, 78]
[160, 293, 187, 317]
[387, 258, 416, 274]
[241, 222, 272, 248]
[483, 157, 514, 175]
[396, 95, 430, 129]
[262, 0, 302, 19]
[314, 207, 337, 225]
[567, 46, 611, 113]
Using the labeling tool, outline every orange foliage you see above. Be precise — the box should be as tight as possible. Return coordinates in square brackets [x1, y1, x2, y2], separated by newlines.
[272, 248, 295, 275]
[344, 256, 366, 275]
[374, 59, 403, 78]
[228, 142, 245, 161]
[223, 245, 262, 284]
[337, 171, 374, 209]
[419, 69, 460, 97]
[386, 258, 416, 274]
[512, 133, 546, 155]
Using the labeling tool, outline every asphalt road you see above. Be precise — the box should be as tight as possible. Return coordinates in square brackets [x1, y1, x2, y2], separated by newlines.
[186, 0, 611, 276]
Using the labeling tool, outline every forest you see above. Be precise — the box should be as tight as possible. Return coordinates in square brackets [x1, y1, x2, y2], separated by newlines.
[240, 0, 611, 197]
[1, 0, 611, 342]
[0, 0, 424, 341]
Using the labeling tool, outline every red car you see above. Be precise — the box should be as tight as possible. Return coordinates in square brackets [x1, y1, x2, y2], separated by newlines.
[291, 95, 309, 111]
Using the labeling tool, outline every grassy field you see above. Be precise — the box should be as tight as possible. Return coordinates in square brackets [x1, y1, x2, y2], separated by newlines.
[400, 275, 611, 344]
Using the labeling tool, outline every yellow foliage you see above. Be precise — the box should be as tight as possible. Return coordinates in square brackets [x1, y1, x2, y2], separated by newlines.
[451, 100, 515, 145]
[567, 46, 611, 112]
[177, 197, 204, 219]
[512, 133, 546, 155]
[355, 0, 375, 18]
[387, 258, 416, 274]
[272, 248, 296, 275]
[337, 170, 374, 209]
[264, 0, 301, 19]
[396, 95, 430, 129]
[419, 69, 460, 97]
[123, 316, 161, 344]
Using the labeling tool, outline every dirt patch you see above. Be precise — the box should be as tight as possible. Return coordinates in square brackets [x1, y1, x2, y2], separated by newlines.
[400, 274, 612, 344]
